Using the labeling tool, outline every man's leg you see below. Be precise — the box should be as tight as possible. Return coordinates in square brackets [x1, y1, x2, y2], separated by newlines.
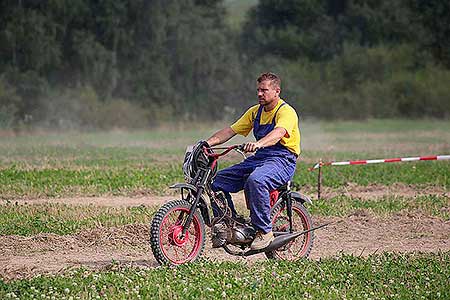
[211, 157, 258, 217]
[244, 156, 296, 249]
[210, 191, 237, 218]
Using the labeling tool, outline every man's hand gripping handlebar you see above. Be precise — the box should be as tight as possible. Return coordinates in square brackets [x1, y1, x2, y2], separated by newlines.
[203, 143, 261, 161]
[239, 142, 262, 153]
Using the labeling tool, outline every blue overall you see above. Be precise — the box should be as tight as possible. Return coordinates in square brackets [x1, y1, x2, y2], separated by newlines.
[211, 103, 297, 233]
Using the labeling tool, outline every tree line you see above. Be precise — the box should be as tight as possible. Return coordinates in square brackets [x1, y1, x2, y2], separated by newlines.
[0, 0, 449, 129]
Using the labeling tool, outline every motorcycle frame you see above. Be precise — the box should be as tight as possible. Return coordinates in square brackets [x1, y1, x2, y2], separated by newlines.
[172, 145, 312, 238]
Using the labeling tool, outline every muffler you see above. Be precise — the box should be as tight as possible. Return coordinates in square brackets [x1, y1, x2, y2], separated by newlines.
[243, 222, 331, 256]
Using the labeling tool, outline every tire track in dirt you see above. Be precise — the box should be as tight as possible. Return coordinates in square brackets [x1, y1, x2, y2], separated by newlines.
[1, 212, 449, 281]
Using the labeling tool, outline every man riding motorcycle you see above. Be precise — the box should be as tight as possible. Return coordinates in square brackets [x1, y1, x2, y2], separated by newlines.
[204, 72, 301, 250]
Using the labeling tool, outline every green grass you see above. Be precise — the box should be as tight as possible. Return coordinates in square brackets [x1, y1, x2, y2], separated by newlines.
[320, 119, 450, 133]
[1, 161, 448, 198]
[300, 119, 450, 158]
[1, 194, 448, 236]
[0, 165, 182, 198]
[1, 120, 448, 295]
[0, 128, 212, 168]
[310, 195, 450, 220]
[0, 119, 448, 198]
[0, 203, 155, 236]
[1, 253, 449, 299]
[296, 161, 450, 189]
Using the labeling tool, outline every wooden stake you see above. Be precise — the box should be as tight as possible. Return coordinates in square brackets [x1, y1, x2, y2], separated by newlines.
[317, 159, 322, 200]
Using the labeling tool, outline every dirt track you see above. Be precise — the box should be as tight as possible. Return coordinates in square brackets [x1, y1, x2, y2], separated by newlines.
[1, 188, 450, 281]
[8, 182, 449, 207]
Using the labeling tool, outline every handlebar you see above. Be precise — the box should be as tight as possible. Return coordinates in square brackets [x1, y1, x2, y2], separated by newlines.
[204, 143, 262, 159]
[204, 144, 243, 159]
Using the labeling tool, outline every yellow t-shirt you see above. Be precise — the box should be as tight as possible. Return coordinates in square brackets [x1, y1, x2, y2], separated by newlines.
[230, 99, 301, 155]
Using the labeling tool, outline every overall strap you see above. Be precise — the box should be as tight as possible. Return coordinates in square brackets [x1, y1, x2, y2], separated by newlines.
[254, 101, 286, 127]
[254, 105, 264, 122]
[271, 102, 287, 124]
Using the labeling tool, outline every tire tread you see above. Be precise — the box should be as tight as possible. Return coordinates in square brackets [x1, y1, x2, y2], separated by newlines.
[150, 199, 205, 265]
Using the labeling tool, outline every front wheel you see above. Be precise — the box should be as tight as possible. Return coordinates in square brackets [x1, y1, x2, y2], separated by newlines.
[265, 200, 314, 260]
[150, 199, 206, 265]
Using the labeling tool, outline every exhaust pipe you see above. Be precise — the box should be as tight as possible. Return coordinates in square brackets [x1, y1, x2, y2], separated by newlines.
[243, 222, 331, 257]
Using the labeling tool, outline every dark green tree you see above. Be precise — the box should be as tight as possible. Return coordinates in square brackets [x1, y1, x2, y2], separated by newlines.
[0, 0, 245, 125]
[241, 0, 419, 61]
[409, 0, 450, 67]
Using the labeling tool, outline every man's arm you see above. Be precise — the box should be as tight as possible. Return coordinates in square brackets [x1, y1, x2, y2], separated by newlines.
[206, 127, 236, 146]
[243, 127, 286, 152]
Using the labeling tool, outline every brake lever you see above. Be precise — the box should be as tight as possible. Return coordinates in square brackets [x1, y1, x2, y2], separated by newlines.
[234, 147, 247, 160]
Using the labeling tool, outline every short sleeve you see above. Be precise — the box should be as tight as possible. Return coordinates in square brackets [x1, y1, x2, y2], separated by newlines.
[230, 105, 258, 136]
[275, 105, 298, 138]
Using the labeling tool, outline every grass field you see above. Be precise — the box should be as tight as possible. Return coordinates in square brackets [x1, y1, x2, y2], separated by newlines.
[1, 119, 449, 298]
[1, 254, 449, 299]
[1, 193, 448, 236]
[1, 120, 449, 198]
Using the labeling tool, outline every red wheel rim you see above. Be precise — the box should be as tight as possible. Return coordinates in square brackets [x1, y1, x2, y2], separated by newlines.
[272, 206, 311, 259]
[159, 207, 203, 264]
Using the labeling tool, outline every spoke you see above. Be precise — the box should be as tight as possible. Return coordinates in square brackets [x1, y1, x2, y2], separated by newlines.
[187, 234, 195, 245]
[158, 206, 201, 264]
[176, 212, 186, 225]
[181, 245, 189, 256]
[161, 228, 172, 245]
[271, 206, 312, 260]
[161, 232, 169, 244]
[173, 245, 181, 261]
[188, 229, 198, 240]
[287, 246, 295, 257]
[168, 214, 176, 224]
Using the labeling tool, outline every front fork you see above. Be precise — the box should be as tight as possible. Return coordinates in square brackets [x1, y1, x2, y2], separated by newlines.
[286, 192, 294, 233]
[181, 169, 210, 237]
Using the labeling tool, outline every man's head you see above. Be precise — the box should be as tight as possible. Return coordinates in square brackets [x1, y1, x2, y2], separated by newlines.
[256, 72, 281, 109]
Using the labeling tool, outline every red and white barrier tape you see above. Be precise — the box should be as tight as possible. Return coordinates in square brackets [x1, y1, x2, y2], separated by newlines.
[310, 155, 450, 170]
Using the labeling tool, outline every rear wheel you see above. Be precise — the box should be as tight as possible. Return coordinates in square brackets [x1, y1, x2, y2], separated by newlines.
[265, 200, 314, 260]
[150, 199, 206, 265]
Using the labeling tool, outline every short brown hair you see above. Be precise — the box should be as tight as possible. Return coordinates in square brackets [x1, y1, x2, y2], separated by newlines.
[257, 72, 281, 88]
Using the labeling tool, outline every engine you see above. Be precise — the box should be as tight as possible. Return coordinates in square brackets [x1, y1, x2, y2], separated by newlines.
[211, 223, 256, 248]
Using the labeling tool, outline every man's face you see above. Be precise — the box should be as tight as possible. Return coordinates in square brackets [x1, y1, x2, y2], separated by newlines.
[257, 80, 280, 107]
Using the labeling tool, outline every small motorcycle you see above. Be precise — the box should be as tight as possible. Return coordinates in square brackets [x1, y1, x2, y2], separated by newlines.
[150, 143, 325, 265]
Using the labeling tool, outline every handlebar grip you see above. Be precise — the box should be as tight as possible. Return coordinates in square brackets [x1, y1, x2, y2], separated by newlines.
[238, 143, 262, 152]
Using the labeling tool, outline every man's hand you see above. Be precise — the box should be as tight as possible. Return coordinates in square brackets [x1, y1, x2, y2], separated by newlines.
[242, 142, 261, 152]
[195, 140, 210, 149]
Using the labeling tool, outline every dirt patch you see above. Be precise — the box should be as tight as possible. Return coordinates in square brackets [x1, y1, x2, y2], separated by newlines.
[303, 182, 449, 200]
[5, 183, 448, 208]
[3, 195, 175, 207]
[2, 190, 449, 280]
[1, 212, 449, 281]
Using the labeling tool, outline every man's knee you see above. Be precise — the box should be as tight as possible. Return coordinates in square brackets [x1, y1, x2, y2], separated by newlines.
[212, 169, 232, 191]
[246, 172, 267, 188]
[211, 181, 219, 192]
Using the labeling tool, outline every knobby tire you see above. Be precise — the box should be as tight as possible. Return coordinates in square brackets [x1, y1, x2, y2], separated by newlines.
[266, 200, 314, 260]
[150, 199, 206, 265]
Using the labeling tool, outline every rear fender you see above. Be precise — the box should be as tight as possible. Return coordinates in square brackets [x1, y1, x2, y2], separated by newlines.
[270, 191, 312, 215]
[291, 191, 312, 205]
[169, 183, 211, 226]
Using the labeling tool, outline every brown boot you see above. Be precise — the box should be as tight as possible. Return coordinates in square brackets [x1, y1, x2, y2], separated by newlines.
[250, 231, 274, 250]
